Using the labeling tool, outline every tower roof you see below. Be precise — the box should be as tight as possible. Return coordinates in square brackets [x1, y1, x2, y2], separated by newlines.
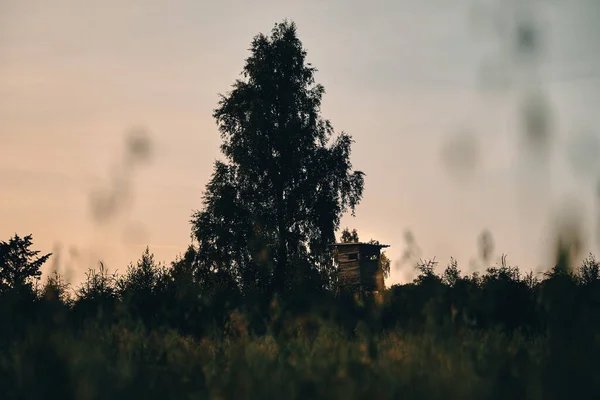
[330, 242, 390, 248]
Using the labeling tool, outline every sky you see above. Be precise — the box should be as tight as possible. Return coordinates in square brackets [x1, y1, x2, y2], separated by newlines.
[1, 0, 599, 286]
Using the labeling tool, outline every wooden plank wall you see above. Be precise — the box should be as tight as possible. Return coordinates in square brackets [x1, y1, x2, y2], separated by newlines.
[336, 245, 382, 291]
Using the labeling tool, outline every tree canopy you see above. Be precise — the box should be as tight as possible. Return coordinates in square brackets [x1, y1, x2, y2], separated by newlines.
[340, 228, 360, 243]
[0, 234, 51, 295]
[191, 20, 364, 296]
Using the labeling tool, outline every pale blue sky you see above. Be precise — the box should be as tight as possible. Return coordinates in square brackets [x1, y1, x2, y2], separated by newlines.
[1, 0, 599, 285]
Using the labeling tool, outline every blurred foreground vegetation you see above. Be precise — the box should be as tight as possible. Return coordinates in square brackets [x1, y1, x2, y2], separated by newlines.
[1, 234, 600, 399]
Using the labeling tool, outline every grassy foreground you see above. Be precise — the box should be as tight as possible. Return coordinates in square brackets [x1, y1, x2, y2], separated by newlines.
[2, 309, 595, 400]
[2, 240, 599, 399]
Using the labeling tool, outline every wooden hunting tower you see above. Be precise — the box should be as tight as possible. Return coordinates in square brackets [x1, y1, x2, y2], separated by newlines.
[331, 242, 390, 293]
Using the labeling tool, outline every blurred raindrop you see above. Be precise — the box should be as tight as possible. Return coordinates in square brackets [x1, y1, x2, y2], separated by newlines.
[126, 126, 153, 165]
[520, 90, 553, 154]
[89, 175, 133, 224]
[65, 246, 80, 282]
[441, 130, 481, 179]
[88, 127, 153, 224]
[596, 178, 600, 247]
[566, 132, 600, 178]
[515, 19, 539, 57]
[477, 230, 495, 263]
[50, 242, 62, 273]
[551, 203, 585, 270]
[398, 230, 422, 269]
[404, 230, 415, 245]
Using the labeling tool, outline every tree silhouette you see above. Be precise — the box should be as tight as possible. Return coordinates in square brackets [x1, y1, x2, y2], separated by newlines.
[0, 234, 51, 295]
[340, 228, 359, 243]
[191, 20, 364, 297]
[118, 246, 169, 326]
[367, 239, 391, 281]
[119, 246, 167, 296]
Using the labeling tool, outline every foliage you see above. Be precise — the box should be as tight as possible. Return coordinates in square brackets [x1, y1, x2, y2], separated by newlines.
[191, 20, 364, 297]
[41, 269, 72, 305]
[340, 228, 360, 243]
[0, 234, 51, 295]
[0, 233, 599, 398]
[578, 253, 600, 285]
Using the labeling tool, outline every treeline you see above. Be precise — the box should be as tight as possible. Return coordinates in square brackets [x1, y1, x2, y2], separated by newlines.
[3, 233, 600, 338]
[2, 233, 600, 398]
